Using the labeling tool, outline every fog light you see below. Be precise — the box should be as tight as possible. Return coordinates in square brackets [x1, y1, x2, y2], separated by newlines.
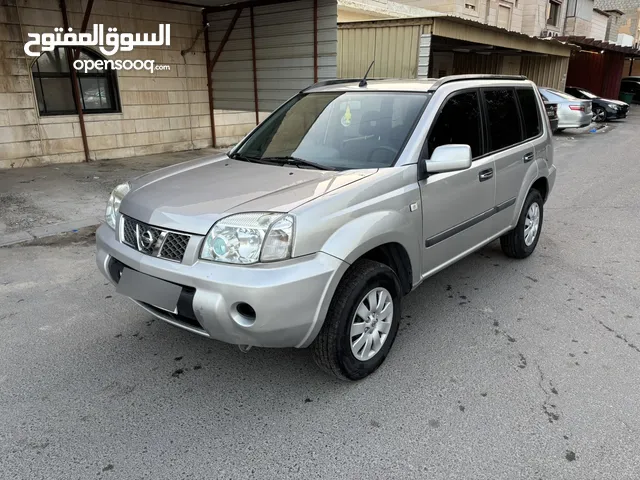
[232, 302, 256, 327]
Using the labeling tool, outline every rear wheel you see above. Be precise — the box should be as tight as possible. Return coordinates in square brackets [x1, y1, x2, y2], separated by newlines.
[592, 106, 606, 122]
[500, 189, 544, 259]
[554, 128, 564, 133]
[312, 259, 401, 381]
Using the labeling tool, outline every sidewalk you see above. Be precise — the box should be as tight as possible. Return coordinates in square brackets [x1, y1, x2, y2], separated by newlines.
[0, 148, 223, 247]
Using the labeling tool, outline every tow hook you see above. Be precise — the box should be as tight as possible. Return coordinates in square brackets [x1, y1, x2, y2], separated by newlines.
[238, 345, 252, 353]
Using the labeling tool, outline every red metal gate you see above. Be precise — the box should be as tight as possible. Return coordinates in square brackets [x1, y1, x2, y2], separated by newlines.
[566, 50, 624, 99]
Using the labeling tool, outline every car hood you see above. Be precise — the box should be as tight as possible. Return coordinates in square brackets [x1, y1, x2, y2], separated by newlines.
[120, 153, 375, 235]
[604, 99, 628, 107]
[592, 97, 627, 107]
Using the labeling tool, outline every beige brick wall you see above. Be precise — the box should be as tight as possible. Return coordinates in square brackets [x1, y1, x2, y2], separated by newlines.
[0, 0, 219, 169]
[590, 11, 609, 40]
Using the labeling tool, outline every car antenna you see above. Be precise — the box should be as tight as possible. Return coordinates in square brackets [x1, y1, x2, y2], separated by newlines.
[359, 61, 375, 87]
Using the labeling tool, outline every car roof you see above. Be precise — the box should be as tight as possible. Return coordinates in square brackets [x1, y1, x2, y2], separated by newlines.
[303, 75, 533, 94]
[305, 79, 437, 93]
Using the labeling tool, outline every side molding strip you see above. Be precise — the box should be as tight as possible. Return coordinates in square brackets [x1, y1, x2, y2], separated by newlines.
[425, 197, 516, 248]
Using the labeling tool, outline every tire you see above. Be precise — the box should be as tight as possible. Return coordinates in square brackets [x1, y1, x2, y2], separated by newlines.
[500, 189, 544, 259]
[554, 128, 564, 133]
[312, 259, 402, 381]
[592, 106, 606, 123]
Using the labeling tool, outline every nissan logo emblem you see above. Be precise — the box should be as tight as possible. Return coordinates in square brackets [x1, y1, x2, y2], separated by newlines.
[139, 230, 155, 249]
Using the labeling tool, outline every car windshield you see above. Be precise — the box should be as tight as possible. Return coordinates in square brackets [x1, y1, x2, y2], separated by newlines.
[232, 91, 430, 170]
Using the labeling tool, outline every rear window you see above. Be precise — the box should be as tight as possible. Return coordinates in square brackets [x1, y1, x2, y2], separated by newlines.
[483, 88, 523, 152]
[544, 88, 576, 100]
[516, 88, 541, 139]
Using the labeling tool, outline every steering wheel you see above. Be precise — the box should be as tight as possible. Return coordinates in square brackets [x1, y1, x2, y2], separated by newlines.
[365, 145, 399, 163]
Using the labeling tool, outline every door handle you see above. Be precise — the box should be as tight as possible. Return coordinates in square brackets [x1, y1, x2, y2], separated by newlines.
[523, 152, 534, 163]
[479, 168, 493, 181]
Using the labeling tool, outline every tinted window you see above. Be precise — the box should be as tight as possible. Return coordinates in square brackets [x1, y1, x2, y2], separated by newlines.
[428, 91, 482, 158]
[517, 88, 541, 139]
[483, 89, 523, 151]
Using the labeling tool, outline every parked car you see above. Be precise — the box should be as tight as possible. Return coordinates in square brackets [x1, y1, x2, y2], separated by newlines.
[565, 86, 629, 122]
[538, 87, 591, 131]
[97, 75, 556, 380]
[620, 77, 640, 103]
[539, 93, 559, 132]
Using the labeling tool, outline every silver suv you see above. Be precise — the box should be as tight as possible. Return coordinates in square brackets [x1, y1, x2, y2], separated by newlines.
[96, 75, 556, 380]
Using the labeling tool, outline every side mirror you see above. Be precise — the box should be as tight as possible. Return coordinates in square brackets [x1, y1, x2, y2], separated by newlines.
[424, 144, 472, 174]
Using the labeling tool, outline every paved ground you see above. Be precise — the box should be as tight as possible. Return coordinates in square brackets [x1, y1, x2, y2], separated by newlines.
[1, 114, 639, 479]
[0, 148, 221, 246]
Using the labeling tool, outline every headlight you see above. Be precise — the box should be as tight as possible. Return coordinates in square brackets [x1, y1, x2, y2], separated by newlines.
[105, 182, 130, 229]
[200, 212, 294, 264]
[608, 103, 618, 109]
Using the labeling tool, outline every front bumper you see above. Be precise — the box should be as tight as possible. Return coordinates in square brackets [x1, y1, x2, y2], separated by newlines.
[606, 107, 628, 119]
[96, 223, 348, 348]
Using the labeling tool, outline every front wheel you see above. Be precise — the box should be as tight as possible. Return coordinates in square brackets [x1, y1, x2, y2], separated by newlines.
[592, 106, 606, 123]
[500, 189, 544, 259]
[312, 259, 401, 381]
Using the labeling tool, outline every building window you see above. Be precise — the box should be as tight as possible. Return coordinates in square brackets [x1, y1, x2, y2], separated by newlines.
[465, 0, 477, 10]
[32, 47, 120, 116]
[547, 0, 561, 26]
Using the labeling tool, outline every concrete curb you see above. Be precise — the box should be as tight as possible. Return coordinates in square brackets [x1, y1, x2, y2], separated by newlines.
[0, 217, 102, 247]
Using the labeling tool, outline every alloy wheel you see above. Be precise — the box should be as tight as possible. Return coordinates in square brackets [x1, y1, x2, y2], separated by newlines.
[524, 202, 540, 246]
[593, 108, 606, 122]
[350, 287, 393, 361]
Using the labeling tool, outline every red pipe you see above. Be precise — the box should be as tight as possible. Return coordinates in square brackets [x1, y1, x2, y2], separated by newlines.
[250, 7, 259, 125]
[203, 11, 216, 147]
[313, 0, 318, 82]
[59, 0, 90, 162]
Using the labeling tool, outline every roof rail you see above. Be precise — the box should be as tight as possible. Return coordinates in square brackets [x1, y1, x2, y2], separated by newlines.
[300, 78, 361, 92]
[428, 74, 528, 91]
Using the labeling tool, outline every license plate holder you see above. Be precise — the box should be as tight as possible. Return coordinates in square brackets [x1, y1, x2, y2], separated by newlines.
[116, 268, 182, 312]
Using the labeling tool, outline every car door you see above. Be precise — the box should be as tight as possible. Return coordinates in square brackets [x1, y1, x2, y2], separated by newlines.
[419, 89, 496, 277]
[482, 87, 535, 231]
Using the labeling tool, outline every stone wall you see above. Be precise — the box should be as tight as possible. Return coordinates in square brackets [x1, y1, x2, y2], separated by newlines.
[0, 0, 212, 169]
[595, 0, 640, 41]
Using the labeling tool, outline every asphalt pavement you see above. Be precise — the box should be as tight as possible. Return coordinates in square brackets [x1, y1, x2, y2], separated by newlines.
[1, 115, 639, 479]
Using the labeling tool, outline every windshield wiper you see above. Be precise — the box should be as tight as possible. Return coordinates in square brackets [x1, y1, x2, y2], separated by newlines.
[228, 152, 258, 163]
[259, 156, 335, 171]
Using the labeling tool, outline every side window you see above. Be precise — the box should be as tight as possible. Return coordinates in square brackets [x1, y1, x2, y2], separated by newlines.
[483, 88, 523, 152]
[427, 91, 482, 158]
[516, 88, 541, 139]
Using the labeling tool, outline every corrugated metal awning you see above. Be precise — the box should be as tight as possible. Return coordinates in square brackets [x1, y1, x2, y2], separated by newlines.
[149, 0, 300, 10]
[556, 36, 640, 57]
[338, 15, 577, 57]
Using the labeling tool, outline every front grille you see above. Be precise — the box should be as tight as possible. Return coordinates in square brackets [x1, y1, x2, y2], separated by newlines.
[121, 216, 190, 262]
[160, 233, 190, 261]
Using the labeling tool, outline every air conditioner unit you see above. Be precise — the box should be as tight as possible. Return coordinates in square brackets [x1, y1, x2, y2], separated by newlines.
[541, 30, 560, 37]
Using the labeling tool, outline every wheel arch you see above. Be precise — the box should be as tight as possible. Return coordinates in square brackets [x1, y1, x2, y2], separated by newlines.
[531, 176, 549, 202]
